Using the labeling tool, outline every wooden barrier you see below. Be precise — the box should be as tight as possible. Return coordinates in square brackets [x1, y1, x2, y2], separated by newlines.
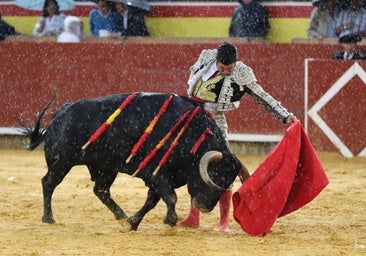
[1, 38, 364, 155]
[292, 38, 339, 44]
[292, 37, 366, 45]
[305, 59, 366, 157]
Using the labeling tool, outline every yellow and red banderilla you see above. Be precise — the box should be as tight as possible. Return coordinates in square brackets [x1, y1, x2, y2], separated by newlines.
[152, 106, 201, 176]
[81, 93, 138, 151]
[131, 109, 191, 177]
[126, 95, 174, 164]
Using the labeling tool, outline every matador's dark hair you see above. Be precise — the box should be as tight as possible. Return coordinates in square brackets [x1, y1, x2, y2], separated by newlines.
[216, 42, 238, 65]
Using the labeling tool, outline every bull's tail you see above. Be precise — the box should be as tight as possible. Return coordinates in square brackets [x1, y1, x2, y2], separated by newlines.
[19, 91, 56, 151]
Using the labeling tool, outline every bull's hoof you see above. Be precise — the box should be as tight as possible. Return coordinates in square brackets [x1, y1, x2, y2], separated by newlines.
[117, 219, 133, 233]
[42, 216, 55, 224]
[160, 224, 177, 236]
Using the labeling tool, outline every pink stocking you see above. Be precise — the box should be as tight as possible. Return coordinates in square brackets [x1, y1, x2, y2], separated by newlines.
[177, 205, 200, 228]
[219, 189, 232, 232]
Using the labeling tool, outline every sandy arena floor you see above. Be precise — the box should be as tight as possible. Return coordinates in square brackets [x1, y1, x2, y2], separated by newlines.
[0, 149, 365, 256]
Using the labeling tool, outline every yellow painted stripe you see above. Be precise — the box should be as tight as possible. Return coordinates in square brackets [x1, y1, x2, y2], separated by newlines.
[148, 17, 310, 42]
[268, 18, 309, 42]
[147, 17, 231, 38]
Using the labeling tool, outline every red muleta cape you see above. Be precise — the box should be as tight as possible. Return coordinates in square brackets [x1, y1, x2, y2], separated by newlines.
[232, 121, 329, 236]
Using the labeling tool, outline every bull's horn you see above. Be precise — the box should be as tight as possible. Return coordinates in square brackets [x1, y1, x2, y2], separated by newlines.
[199, 151, 225, 191]
[238, 163, 250, 183]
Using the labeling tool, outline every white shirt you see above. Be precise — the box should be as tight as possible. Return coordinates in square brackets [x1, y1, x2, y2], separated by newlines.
[343, 52, 354, 60]
[33, 13, 66, 37]
[201, 62, 218, 82]
[57, 31, 80, 43]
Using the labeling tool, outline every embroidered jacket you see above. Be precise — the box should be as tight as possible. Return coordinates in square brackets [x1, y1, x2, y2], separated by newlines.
[187, 49, 292, 122]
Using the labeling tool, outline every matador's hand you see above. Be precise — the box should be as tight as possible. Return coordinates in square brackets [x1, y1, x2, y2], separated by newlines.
[285, 115, 298, 125]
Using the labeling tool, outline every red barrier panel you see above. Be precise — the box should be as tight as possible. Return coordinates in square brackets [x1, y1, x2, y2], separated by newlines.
[306, 59, 366, 157]
[0, 39, 344, 145]
[0, 2, 312, 18]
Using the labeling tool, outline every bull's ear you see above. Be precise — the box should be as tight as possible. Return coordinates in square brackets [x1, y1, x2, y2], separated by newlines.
[210, 152, 243, 189]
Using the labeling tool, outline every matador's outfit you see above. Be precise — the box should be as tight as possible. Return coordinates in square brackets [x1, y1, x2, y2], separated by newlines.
[180, 48, 294, 232]
[187, 49, 293, 141]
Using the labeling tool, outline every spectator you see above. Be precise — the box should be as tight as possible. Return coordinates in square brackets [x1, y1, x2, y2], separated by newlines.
[57, 16, 84, 43]
[33, 0, 66, 37]
[113, 2, 149, 36]
[89, 0, 120, 37]
[178, 42, 297, 232]
[333, 0, 366, 38]
[350, 0, 366, 37]
[332, 33, 366, 60]
[307, 0, 338, 39]
[229, 0, 270, 38]
[0, 12, 19, 40]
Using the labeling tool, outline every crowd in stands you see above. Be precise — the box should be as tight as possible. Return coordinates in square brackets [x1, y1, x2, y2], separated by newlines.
[0, 0, 150, 42]
[89, 0, 149, 37]
[307, 0, 366, 39]
[307, 0, 366, 59]
[1, 0, 269, 41]
[1, 0, 366, 50]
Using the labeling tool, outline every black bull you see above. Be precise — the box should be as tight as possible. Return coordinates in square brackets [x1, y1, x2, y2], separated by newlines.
[24, 92, 249, 230]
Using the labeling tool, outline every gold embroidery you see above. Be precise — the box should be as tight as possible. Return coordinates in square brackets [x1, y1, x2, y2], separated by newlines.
[192, 75, 224, 102]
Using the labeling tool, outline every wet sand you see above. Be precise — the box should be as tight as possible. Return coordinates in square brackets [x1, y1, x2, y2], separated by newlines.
[0, 149, 365, 256]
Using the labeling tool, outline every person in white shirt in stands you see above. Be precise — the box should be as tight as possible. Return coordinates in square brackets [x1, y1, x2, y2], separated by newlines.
[57, 16, 84, 43]
[33, 0, 66, 37]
